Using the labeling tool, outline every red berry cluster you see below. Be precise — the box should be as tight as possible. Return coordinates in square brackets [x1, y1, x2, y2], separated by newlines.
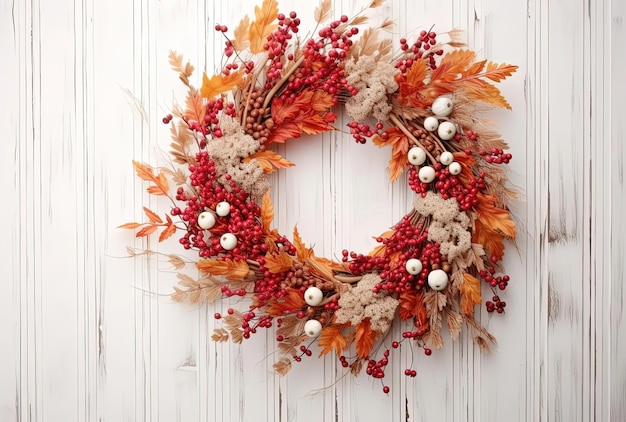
[479, 147, 512, 164]
[480, 268, 510, 290]
[365, 348, 390, 379]
[486, 295, 507, 313]
[347, 121, 383, 144]
[396, 30, 443, 72]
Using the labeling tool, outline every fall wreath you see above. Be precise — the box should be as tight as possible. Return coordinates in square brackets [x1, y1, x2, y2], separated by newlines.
[122, 0, 518, 393]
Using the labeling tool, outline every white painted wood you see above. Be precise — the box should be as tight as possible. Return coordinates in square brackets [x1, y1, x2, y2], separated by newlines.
[3, 0, 625, 420]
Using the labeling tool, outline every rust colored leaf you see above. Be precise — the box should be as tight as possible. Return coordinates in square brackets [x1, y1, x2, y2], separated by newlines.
[261, 191, 274, 232]
[132, 161, 170, 196]
[293, 226, 312, 262]
[143, 207, 163, 224]
[265, 288, 306, 316]
[231, 15, 251, 51]
[475, 193, 516, 238]
[265, 248, 293, 274]
[318, 323, 349, 357]
[248, 0, 279, 54]
[372, 127, 410, 182]
[200, 71, 244, 99]
[460, 273, 482, 316]
[196, 259, 250, 280]
[473, 220, 507, 262]
[355, 318, 375, 358]
[159, 220, 177, 242]
[397, 59, 428, 107]
[136, 225, 158, 237]
[243, 150, 295, 173]
[398, 290, 428, 332]
[118, 222, 142, 229]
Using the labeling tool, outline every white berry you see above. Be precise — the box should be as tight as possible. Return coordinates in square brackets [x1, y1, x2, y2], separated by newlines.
[448, 161, 462, 175]
[431, 96, 454, 117]
[220, 233, 237, 250]
[408, 146, 427, 166]
[439, 151, 454, 166]
[197, 211, 216, 229]
[216, 201, 231, 217]
[423, 116, 439, 132]
[427, 269, 449, 291]
[304, 286, 324, 306]
[304, 319, 322, 337]
[437, 121, 456, 140]
[405, 258, 423, 275]
[418, 166, 436, 183]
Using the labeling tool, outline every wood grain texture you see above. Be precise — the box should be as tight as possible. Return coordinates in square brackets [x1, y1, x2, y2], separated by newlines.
[3, 0, 624, 420]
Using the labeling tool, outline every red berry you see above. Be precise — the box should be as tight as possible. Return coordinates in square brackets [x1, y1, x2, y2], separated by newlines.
[214, 313, 221, 319]
[383, 386, 390, 394]
[424, 348, 432, 356]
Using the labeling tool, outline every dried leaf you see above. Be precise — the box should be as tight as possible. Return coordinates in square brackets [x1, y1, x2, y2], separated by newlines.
[168, 50, 194, 86]
[369, 0, 384, 7]
[248, 0, 279, 54]
[398, 290, 428, 332]
[200, 71, 244, 99]
[445, 308, 463, 340]
[372, 127, 410, 182]
[261, 191, 274, 232]
[460, 273, 482, 316]
[168, 254, 186, 269]
[265, 248, 293, 274]
[136, 225, 158, 237]
[159, 218, 176, 242]
[355, 318, 375, 358]
[265, 288, 306, 316]
[350, 359, 363, 376]
[143, 207, 162, 224]
[231, 15, 251, 51]
[314, 0, 332, 23]
[118, 222, 142, 229]
[196, 259, 250, 280]
[293, 226, 313, 262]
[273, 357, 292, 375]
[211, 328, 229, 342]
[243, 150, 295, 173]
[318, 323, 349, 357]
[184, 89, 206, 125]
[133, 161, 170, 196]
[475, 193, 516, 238]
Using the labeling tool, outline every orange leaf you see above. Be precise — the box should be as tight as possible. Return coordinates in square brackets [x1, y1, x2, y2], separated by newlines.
[136, 225, 158, 237]
[397, 59, 428, 107]
[184, 90, 206, 125]
[475, 193, 516, 238]
[265, 248, 293, 274]
[460, 273, 482, 316]
[264, 288, 306, 316]
[293, 226, 312, 262]
[372, 127, 410, 182]
[398, 290, 429, 332]
[355, 318, 375, 358]
[143, 207, 163, 224]
[261, 191, 274, 232]
[231, 15, 250, 51]
[243, 150, 295, 174]
[132, 161, 169, 196]
[196, 259, 250, 280]
[472, 219, 507, 262]
[159, 222, 177, 242]
[248, 0, 279, 54]
[200, 71, 244, 99]
[307, 255, 341, 281]
[118, 222, 142, 229]
[318, 323, 349, 357]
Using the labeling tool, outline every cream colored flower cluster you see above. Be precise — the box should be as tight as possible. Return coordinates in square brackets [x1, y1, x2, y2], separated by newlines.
[344, 56, 399, 122]
[414, 192, 472, 261]
[335, 273, 399, 333]
[207, 116, 270, 199]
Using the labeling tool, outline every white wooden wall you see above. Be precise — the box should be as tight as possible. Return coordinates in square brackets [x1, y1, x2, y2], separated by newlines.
[2, 0, 624, 420]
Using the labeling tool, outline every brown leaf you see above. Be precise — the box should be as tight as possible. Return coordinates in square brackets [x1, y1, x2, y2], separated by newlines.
[168, 254, 186, 269]
[318, 323, 349, 357]
[445, 308, 463, 340]
[460, 273, 482, 316]
[314, 0, 332, 23]
[248, 0, 279, 54]
[196, 259, 250, 280]
[273, 357, 292, 376]
[264, 248, 293, 274]
[168, 50, 194, 86]
[211, 328, 229, 342]
[350, 359, 364, 376]
[355, 318, 375, 358]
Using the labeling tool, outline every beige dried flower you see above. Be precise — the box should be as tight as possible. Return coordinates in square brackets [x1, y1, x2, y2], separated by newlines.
[345, 56, 399, 122]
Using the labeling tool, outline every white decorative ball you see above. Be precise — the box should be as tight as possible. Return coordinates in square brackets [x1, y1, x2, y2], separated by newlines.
[304, 286, 324, 306]
[448, 161, 462, 175]
[220, 233, 237, 250]
[304, 319, 323, 337]
[197, 211, 216, 229]
[439, 151, 454, 166]
[405, 258, 423, 275]
[431, 96, 454, 117]
[407, 146, 427, 166]
[437, 121, 457, 140]
[418, 166, 436, 183]
[423, 116, 439, 132]
[427, 269, 449, 291]
[215, 201, 231, 217]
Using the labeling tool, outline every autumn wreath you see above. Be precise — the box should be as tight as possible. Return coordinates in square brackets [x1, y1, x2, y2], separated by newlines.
[122, 0, 518, 393]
